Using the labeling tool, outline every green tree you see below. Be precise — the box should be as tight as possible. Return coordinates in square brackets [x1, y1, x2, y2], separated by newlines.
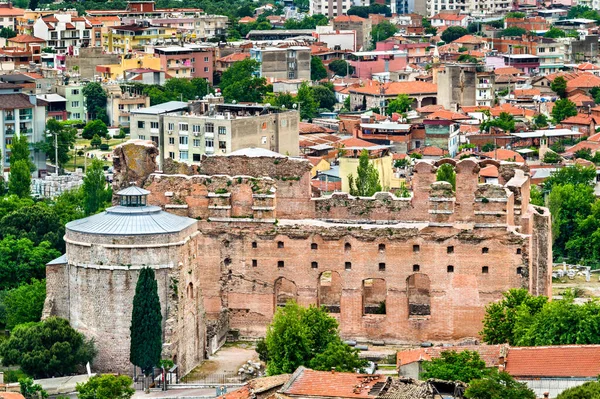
[311, 56, 328, 81]
[36, 119, 76, 169]
[348, 149, 382, 196]
[386, 94, 413, 115]
[52, 188, 85, 225]
[421, 350, 489, 383]
[436, 163, 456, 190]
[533, 113, 549, 128]
[465, 370, 535, 399]
[82, 119, 108, 140]
[90, 134, 102, 149]
[0, 203, 64, 250]
[552, 98, 578, 123]
[82, 159, 111, 216]
[328, 59, 353, 77]
[0, 27, 16, 39]
[82, 82, 107, 120]
[20, 377, 48, 399]
[499, 26, 527, 37]
[348, 3, 391, 18]
[220, 58, 268, 103]
[0, 317, 96, 378]
[10, 134, 35, 172]
[76, 374, 135, 399]
[480, 289, 548, 345]
[575, 147, 593, 160]
[297, 82, 318, 120]
[28, 0, 38, 11]
[8, 160, 31, 198]
[544, 27, 566, 38]
[130, 268, 162, 379]
[551, 76, 568, 98]
[311, 84, 336, 111]
[457, 54, 479, 63]
[530, 185, 544, 206]
[264, 301, 365, 375]
[481, 112, 515, 132]
[441, 26, 469, 43]
[3, 279, 46, 329]
[0, 236, 59, 291]
[543, 165, 596, 193]
[372, 20, 398, 46]
[557, 381, 600, 399]
[284, 14, 328, 29]
[543, 151, 562, 164]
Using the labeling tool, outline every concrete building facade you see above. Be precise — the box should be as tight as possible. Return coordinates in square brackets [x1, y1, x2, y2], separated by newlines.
[437, 64, 496, 111]
[250, 47, 311, 82]
[333, 15, 372, 52]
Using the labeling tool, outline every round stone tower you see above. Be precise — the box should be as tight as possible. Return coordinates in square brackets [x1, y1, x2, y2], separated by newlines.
[44, 186, 204, 375]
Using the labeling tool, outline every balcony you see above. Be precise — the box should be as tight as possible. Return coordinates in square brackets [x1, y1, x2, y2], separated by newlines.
[20, 128, 32, 134]
[205, 132, 214, 139]
[5, 114, 14, 121]
[179, 144, 188, 150]
[477, 83, 491, 88]
[19, 114, 32, 121]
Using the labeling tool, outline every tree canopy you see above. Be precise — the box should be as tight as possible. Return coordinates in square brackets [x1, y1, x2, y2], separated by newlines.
[2, 279, 46, 330]
[551, 98, 577, 123]
[551, 76, 568, 98]
[544, 27, 566, 38]
[421, 350, 489, 383]
[371, 21, 398, 47]
[499, 26, 527, 37]
[82, 82, 107, 121]
[220, 58, 269, 103]
[130, 267, 162, 376]
[310, 56, 328, 81]
[440, 26, 468, 43]
[76, 374, 135, 399]
[82, 159, 112, 216]
[436, 164, 456, 190]
[386, 94, 413, 116]
[328, 59, 353, 77]
[36, 119, 76, 169]
[348, 149, 382, 196]
[347, 3, 390, 18]
[296, 82, 317, 120]
[264, 301, 365, 375]
[8, 160, 31, 199]
[557, 381, 600, 399]
[0, 317, 96, 378]
[464, 370, 536, 399]
[82, 120, 108, 140]
[480, 112, 515, 133]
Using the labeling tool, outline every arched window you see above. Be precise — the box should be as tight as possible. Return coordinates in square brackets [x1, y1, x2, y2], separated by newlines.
[274, 277, 297, 309]
[187, 282, 194, 299]
[407, 274, 431, 317]
[318, 271, 342, 313]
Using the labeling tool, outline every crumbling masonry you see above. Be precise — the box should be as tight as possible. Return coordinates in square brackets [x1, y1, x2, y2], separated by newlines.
[44, 140, 552, 376]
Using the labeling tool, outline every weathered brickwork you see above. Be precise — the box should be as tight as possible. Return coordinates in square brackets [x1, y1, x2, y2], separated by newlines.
[45, 141, 552, 376]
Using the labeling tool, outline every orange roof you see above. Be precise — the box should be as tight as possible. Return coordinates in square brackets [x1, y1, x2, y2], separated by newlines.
[461, 105, 490, 113]
[398, 345, 503, 369]
[350, 80, 437, 96]
[339, 137, 377, 148]
[65, 22, 76, 29]
[561, 114, 594, 125]
[505, 345, 600, 378]
[568, 92, 595, 107]
[490, 103, 531, 118]
[416, 104, 445, 113]
[577, 62, 600, 71]
[299, 122, 334, 134]
[494, 66, 522, 75]
[453, 34, 485, 44]
[564, 140, 600, 155]
[0, 6, 24, 16]
[306, 156, 326, 166]
[42, 15, 58, 22]
[333, 15, 365, 23]
[575, 158, 595, 167]
[217, 53, 250, 63]
[426, 109, 471, 121]
[513, 88, 540, 97]
[588, 131, 600, 142]
[432, 13, 467, 21]
[482, 148, 525, 162]
[480, 165, 499, 178]
[460, 124, 480, 133]
[566, 73, 600, 89]
[8, 34, 45, 43]
[239, 16, 256, 23]
[0, 394, 27, 399]
[281, 368, 385, 399]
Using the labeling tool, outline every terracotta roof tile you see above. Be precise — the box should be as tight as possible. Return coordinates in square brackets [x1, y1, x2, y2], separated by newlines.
[461, 105, 490, 113]
[494, 66, 522, 75]
[416, 104, 445, 113]
[239, 16, 256, 23]
[432, 13, 467, 21]
[577, 62, 600, 71]
[299, 122, 334, 134]
[339, 137, 377, 148]
[566, 73, 600, 89]
[482, 148, 525, 162]
[0, 6, 24, 16]
[349, 80, 437, 96]
[513, 89, 540, 97]
[281, 368, 385, 399]
[8, 34, 45, 43]
[490, 103, 529, 117]
[568, 92, 595, 107]
[561, 114, 594, 125]
[217, 53, 250, 63]
[480, 165, 499, 177]
[397, 345, 503, 369]
[505, 345, 600, 378]
[426, 110, 471, 121]
[453, 34, 485, 44]
[333, 15, 366, 23]
[588, 131, 600, 142]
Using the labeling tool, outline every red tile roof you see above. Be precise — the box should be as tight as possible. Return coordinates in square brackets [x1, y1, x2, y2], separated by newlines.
[0, 6, 24, 16]
[414, 146, 447, 157]
[299, 122, 334, 134]
[349, 81, 437, 96]
[281, 368, 385, 398]
[588, 131, 600, 142]
[432, 13, 467, 21]
[577, 62, 600, 71]
[505, 345, 600, 378]
[480, 165, 499, 178]
[566, 73, 600, 89]
[397, 345, 503, 369]
[490, 103, 533, 118]
[482, 148, 525, 162]
[8, 34, 45, 43]
[339, 137, 377, 148]
[426, 110, 471, 121]
[461, 105, 490, 113]
[333, 15, 366, 23]
[0, 394, 27, 399]
[238, 16, 256, 23]
[217, 52, 250, 63]
[568, 92, 595, 107]
[416, 104, 445, 113]
[561, 114, 594, 125]
[513, 88, 540, 97]
[453, 34, 485, 44]
[494, 66, 522, 76]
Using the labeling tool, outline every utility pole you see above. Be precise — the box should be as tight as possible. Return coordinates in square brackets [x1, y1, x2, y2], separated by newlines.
[55, 131, 59, 176]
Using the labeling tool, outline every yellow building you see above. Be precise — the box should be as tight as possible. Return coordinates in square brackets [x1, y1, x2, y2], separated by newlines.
[96, 53, 162, 81]
[307, 156, 331, 178]
[339, 145, 392, 194]
[103, 23, 180, 54]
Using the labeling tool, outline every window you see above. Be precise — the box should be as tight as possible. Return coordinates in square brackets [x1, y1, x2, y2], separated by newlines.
[168, 137, 175, 145]
[219, 141, 226, 149]
[168, 122, 175, 130]
[311, 262, 318, 269]
[191, 58, 195, 62]
[252, 242, 257, 248]
[179, 136, 188, 145]
[71, 101, 79, 107]
[252, 259, 257, 267]
[482, 266, 489, 274]
[71, 89, 79, 96]
[150, 121, 159, 129]
[204, 56, 209, 62]
[180, 151, 188, 160]
[482, 247, 489, 254]
[193, 139, 200, 147]
[192, 125, 201, 133]
[379, 263, 386, 271]
[413, 244, 420, 252]
[516, 267, 523, 275]
[205, 139, 214, 148]
[138, 121, 145, 128]
[538, 47, 545, 53]
[168, 151, 175, 158]
[179, 123, 188, 131]
[447, 265, 454, 273]
[378, 243, 385, 252]
[277, 241, 284, 248]
[345, 262, 351, 270]
[218, 126, 226, 135]
[345, 243, 351, 251]
[311, 243, 318, 250]
[516, 248, 522, 254]
[261, 136, 267, 144]
[73, 113, 81, 119]
[138, 135, 146, 140]
[205, 123, 214, 133]
[204, 67, 209, 72]
[447, 246, 454, 254]
[278, 260, 284, 268]
[413, 264, 420, 272]
[193, 153, 201, 162]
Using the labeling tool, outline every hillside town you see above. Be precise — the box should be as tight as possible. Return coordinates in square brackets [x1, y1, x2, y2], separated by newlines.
[1, 0, 600, 399]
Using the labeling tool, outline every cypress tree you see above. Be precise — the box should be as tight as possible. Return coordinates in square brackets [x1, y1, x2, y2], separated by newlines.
[130, 267, 162, 381]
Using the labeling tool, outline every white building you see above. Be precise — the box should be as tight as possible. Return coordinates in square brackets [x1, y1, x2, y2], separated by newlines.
[315, 25, 356, 51]
[309, 0, 364, 18]
[33, 13, 92, 54]
[428, 0, 510, 17]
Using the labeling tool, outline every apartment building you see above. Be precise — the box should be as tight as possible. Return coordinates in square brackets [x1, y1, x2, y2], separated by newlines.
[0, 3, 24, 31]
[309, 0, 360, 18]
[130, 100, 299, 168]
[87, 1, 203, 19]
[103, 22, 180, 54]
[0, 83, 47, 172]
[85, 16, 121, 48]
[250, 47, 311, 82]
[537, 40, 566, 75]
[154, 46, 214, 83]
[106, 85, 150, 127]
[55, 83, 86, 121]
[33, 13, 92, 53]
[427, 0, 510, 17]
[333, 15, 371, 52]
[122, 15, 227, 40]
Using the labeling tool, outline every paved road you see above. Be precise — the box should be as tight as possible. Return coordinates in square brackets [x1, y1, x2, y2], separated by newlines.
[132, 387, 240, 398]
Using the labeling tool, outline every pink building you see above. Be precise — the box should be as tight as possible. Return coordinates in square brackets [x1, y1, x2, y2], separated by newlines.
[154, 46, 214, 83]
[349, 42, 408, 79]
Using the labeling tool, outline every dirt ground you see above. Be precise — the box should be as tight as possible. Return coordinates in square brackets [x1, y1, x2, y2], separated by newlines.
[183, 344, 259, 381]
